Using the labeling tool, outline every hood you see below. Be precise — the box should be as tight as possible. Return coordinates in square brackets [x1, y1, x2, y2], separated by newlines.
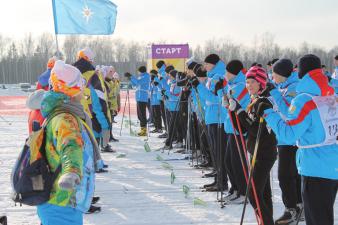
[38, 69, 52, 87]
[73, 58, 95, 74]
[207, 60, 226, 78]
[40, 91, 70, 118]
[278, 71, 299, 89]
[26, 89, 46, 110]
[296, 69, 334, 96]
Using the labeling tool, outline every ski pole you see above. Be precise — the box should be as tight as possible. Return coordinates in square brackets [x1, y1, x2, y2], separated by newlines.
[216, 98, 223, 204]
[119, 85, 129, 136]
[166, 82, 189, 154]
[0, 114, 12, 125]
[226, 92, 264, 222]
[228, 111, 263, 225]
[295, 206, 304, 225]
[240, 117, 265, 225]
[232, 112, 264, 224]
[127, 88, 132, 135]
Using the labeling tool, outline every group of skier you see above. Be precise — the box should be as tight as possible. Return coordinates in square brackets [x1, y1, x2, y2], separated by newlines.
[127, 53, 338, 225]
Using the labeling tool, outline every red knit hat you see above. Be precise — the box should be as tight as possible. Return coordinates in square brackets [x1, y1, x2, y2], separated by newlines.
[245, 66, 268, 90]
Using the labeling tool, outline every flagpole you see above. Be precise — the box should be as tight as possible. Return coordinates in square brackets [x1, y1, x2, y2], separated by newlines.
[51, 0, 61, 58]
[55, 34, 61, 58]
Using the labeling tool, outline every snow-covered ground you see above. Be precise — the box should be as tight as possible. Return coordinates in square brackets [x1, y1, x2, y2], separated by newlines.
[0, 97, 337, 224]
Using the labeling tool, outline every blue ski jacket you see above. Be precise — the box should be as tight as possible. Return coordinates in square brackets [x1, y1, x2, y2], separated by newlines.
[224, 71, 250, 134]
[130, 73, 150, 103]
[270, 71, 299, 145]
[264, 69, 338, 180]
[196, 61, 226, 125]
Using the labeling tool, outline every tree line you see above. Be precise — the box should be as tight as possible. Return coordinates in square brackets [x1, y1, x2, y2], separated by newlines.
[0, 32, 337, 84]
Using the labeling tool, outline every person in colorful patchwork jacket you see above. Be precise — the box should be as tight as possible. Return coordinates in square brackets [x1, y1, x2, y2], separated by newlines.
[37, 60, 96, 225]
[261, 54, 338, 225]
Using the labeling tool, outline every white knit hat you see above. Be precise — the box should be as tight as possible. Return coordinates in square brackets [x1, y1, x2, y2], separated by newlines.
[77, 47, 95, 62]
[49, 60, 85, 97]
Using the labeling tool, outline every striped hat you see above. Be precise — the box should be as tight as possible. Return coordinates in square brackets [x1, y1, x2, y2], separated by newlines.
[245, 66, 268, 90]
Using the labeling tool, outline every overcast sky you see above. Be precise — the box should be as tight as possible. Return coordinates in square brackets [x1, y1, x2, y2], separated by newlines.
[1, 0, 337, 49]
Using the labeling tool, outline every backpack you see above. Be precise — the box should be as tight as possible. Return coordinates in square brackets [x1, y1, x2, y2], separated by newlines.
[11, 111, 70, 206]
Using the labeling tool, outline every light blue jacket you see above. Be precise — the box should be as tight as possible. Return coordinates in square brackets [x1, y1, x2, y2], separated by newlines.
[191, 83, 206, 121]
[196, 61, 226, 125]
[150, 82, 161, 106]
[224, 71, 250, 133]
[270, 71, 299, 145]
[264, 69, 338, 179]
[165, 79, 181, 112]
[130, 73, 150, 103]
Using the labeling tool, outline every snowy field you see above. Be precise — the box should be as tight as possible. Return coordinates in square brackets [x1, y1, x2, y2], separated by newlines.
[0, 87, 336, 225]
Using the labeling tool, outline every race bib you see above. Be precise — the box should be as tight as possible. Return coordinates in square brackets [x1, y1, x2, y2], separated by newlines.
[312, 95, 338, 145]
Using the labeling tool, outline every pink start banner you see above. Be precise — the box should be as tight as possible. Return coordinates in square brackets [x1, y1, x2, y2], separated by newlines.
[151, 44, 189, 59]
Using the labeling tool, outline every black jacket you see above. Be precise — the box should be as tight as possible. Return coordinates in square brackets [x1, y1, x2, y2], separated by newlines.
[236, 97, 277, 161]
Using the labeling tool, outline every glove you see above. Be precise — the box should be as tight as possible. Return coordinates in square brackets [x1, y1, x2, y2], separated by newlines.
[228, 98, 242, 112]
[124, 72, 132, 79]
[190, 76, 199, 88]
[256, 100, 273, 117]
[260, 82, 276, 97]
[222, 95, 229, 108]
[58, 172, 80, 190]
[214, 79, 224, 95]
[328, 76, 332, 82]
[154, 81, 159, 86]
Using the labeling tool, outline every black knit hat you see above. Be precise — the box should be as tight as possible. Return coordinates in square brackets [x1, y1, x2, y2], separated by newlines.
[267, 61, 272, 66]
[169, 70, 178, 78]
[195, 66, 207, 77]
[187, 61, 198, 70]
[165, 65, 175, 74]
[156, 60, 165, 69]
[150, 69, 158, 75]
[271, 58, 279, 65]
[138, 66, 147, 73]
[335, 55, 338, 60]
[204, 54, 220, 65]
[298, 54, 321, 78]
[273, 59, 294, 78]
[226, 60, 244, 75]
